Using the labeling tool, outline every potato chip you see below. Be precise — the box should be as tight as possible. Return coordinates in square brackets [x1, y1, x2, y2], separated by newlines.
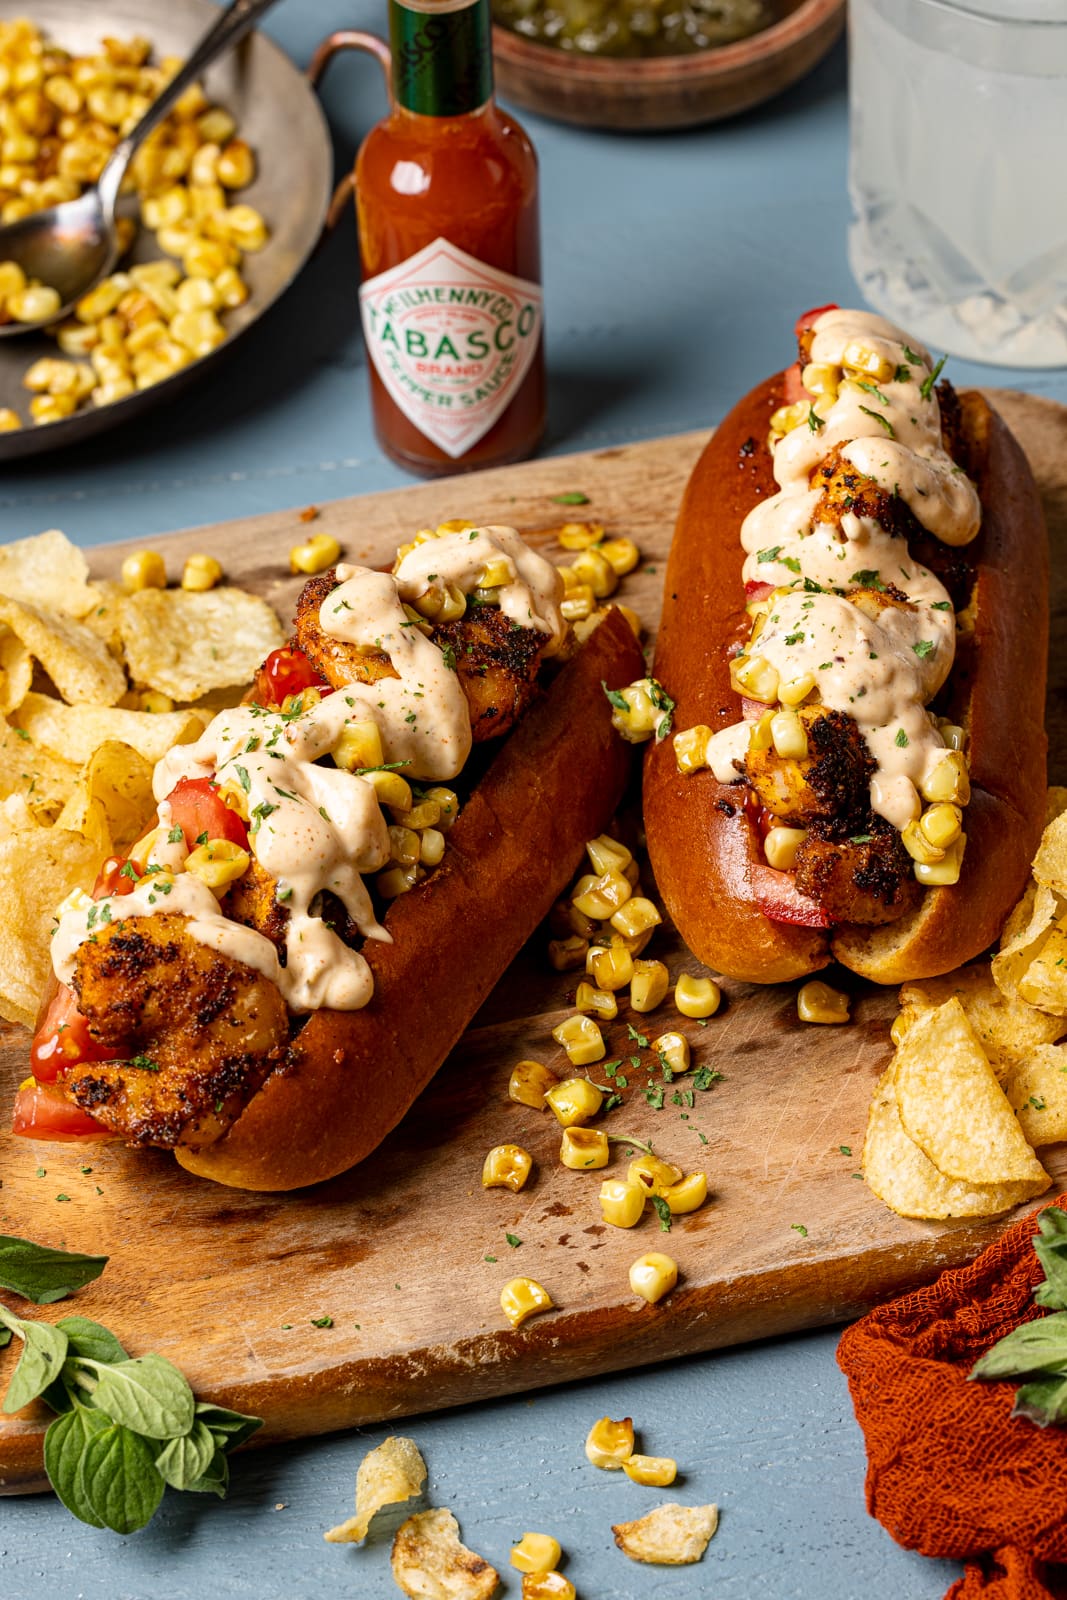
[898, 965, 1065, 1078]
[863, 1067, 1049, 1220]
[1017, 924, 1067, 1016]
[1004, 1045, 1067, 1146]
[0, 810, 109, 1028]
[0, 595, 125, 706]
[1034, 812, 1067, 897]
[391, 1508, 499, 1600]
[611, 1503, 719, 1566]
[0, 626, 32, 716]
[82, 741, 156, 850]
[0, 529, 96, 617]
[119, 586, 284, 702]
[993, 885, 1065, 1003]
[14, 691, 207, 767]
[79, 579, 126, 657]
[325, 1436, 427, 1545]
[894, 1000, 1048, 1184]
[0, 723, 79, 818]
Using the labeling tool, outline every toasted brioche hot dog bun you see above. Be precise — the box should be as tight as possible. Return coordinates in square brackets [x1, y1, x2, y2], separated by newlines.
[177, 605, 643, 1189]
[644, 368, 1048, 986]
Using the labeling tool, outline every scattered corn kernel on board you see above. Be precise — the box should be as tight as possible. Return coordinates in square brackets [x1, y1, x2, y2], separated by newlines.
[1, 391, 1065, 1492]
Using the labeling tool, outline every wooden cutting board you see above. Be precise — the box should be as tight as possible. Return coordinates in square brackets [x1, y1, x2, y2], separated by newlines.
[2, 392, 1065, 1493]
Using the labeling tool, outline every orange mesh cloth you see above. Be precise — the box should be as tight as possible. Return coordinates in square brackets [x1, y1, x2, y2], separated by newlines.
[837, 1196, 1067, 1600]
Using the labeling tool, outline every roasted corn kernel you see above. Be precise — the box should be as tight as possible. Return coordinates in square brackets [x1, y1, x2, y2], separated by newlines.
[363, 769, 412, 811]
[673, 724, 711, 775]
[510, 1533, 562, 1575]
[586, 943, 634, 993]
[630, 958, 669, 1013]
[770, 708, 808, 760]
[290, 532, 341, 575]
[180, 552, 222, 591]
[674, 974, 720, 1019]
[548, 935, 589, 973]
[500, 1277, 553, 1329]
[544, 1072, 603, 1124]
[623, 1454, 677, 1487]
[627, 1154, 683, 1197]
[560, 1127, 609, 1170]
[120, 548, 166, 591]
[574, 981, 618, 1022]
[573, 545, 617, 599]
[901, 819, 944, 866]
[797, 980, 850, 1025]
[914, 833, 966, 886]
[585, 832, 630, 874]
[522, 1573, 574, 1600]
[560, 582, 595, 622]
[651, 1031, 690, 1075]
[779, 671, 818, 706]
[9, 284, 60, 322]
[764, 826, 807, 871]
[730, 653, 779, 704]
[629, 1252, 678, 1305]
[423, 785, 459, 830]
[608, 679, 666, 743]
[599, 535, 639, 576]
[139, 689, 174, 714]
[508, 1059, 559, 1110]
[557, 520, 603, 550]
[599, 1179, 646, 1229]
[418, 826, 445, 867]
[184, 837, 250, 891]
[663, 1172, 708, 1214]
[841, 340, 895, 382]
[376, 863, 418, 899]
[610, 896, 661, 941]
[0, 407, 22, 431]
[482, 1143, 533, 1193]
[332, 720, 384, 773]
[585, 1415, 635, 1468]
[921, 751, 970, 806]
[572, 867, 631, 921]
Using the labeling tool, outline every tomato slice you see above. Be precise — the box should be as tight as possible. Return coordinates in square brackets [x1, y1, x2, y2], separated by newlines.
[751, 863, 832, 929]
[795, 303, 838, 337]
[253, 645, 329, 710]
[744, 580, 774, 605]
[164, 775, 249, 850]
[30, 983, 121, 1084]
[12, 1080, 110, 1141]
[93, 855, 138, 898]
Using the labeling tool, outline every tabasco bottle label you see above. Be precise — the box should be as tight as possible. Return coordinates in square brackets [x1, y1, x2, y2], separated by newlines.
[359, 237, 543, 460]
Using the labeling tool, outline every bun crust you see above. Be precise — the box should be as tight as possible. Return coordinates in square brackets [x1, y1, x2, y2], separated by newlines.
[176, 606, 644, 1190]
[644, 376, 1048, 985]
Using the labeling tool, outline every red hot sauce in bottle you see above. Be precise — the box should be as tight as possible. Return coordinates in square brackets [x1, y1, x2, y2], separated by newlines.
[355, 0, 545, 476]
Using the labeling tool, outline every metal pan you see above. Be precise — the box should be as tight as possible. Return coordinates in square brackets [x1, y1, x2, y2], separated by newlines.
[0, 0, 333, 462]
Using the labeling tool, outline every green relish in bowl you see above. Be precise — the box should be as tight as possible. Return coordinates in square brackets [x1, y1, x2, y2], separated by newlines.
[492, 0, 772, 57]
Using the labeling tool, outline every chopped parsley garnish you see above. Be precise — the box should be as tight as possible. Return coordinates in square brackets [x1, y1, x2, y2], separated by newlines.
[119, 861, 140, 881]
[196, 830, 209, 846]
[807, 407, 824, 432]
[441, 643, 457, 673]
[13, 727, 29, 741]
[791, 1223, 809, 1238]
[783, 630, 805, 646]
[551, 490, 590, 505]
[920, 355, 947, 401]
[858, 405, 896, 438]
[692, 1066, 724, 1091]
[893, 364, 911, 383]
[839, 1145, 852, 1156]
[855, 380, 890, 406]
[233, 765, 251, 793]
[650, 1195, 672, 1232]
[895, 729, 909, 747]
[756, 545, 782, 564]
[850, 569, 885, 590]
[931, 600, 952, 611]
[912, 639, 935, 659]
[276, 885, 293, 903]
[167, 825, 184, 844]
[627, 1023, 649, 1049]
[250, 800, 277, 833]
[781, 555, 802, 574]
[849, 834, 873, 844]
[310, 1315, 334, 1328]
[505, 1233, 522, 1248]
[902, 343, 924, 365]
[130, 1054, 160, 1072]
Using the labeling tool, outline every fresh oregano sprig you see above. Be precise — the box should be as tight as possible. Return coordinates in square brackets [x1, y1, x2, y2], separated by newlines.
[0, 1236, 261, 1532]
[970, 1207, 1067, 1426]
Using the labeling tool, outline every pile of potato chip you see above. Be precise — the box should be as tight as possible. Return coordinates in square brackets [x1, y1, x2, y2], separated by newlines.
[0, 528, 283, 1030]
[864, 788, 1067, 1219]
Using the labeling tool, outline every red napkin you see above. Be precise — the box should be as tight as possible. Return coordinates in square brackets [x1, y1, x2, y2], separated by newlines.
[837, 1196, 1067, 1599]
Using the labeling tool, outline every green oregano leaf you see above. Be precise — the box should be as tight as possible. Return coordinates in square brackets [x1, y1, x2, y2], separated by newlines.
[155, 1420, 218, 1491]
[970, 1311, 1067, 1382]
[44, 1406, 112, 1528]
[56, 1317, 129, 1365]
[0, 1310, 69, 1413]
[88, 1353, 196, 1440]
[1013, 1376, 1067, 1428]
[194, 1400, 263, 1451]
[0, 1236, 108, 1304]
[185, 1448, 230, 1498]
[1034, 1208, 1067, 1311]
[80, 1422, 165, 1535]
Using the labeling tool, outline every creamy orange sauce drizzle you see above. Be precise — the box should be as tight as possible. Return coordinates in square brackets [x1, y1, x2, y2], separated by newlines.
[706, 309, 980, 832]
[52, 527, 565, 1013]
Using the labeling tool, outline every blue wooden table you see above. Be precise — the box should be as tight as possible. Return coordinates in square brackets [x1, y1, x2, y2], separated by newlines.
[3, 4, 1064, 1595]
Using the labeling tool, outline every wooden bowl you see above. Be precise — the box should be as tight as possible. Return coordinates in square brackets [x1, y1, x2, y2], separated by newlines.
[492, 0, 845, 131]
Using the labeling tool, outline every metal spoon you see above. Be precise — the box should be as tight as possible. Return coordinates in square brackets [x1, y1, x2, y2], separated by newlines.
[0, 0, 280, 336]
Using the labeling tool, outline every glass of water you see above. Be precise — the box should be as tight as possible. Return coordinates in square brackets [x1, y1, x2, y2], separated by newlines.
[848, 0, 1067, 367]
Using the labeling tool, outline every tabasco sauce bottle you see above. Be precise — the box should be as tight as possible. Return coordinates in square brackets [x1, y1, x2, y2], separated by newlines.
[355, 0, 545, 476]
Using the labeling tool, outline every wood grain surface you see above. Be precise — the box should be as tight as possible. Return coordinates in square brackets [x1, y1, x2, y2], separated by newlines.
[1, 392, 1064, 1493]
